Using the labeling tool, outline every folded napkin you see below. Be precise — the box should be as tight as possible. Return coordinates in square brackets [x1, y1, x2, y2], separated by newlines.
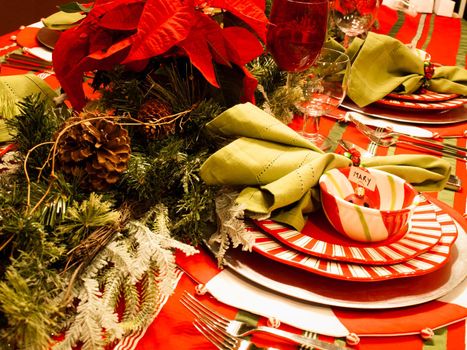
[347, 32, 467, 107]
[200, 102, 451, 231]
[42, 11, 86, 30]
[361, 155, 451, 192]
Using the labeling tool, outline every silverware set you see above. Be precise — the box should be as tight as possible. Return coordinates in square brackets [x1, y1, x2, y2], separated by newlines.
[0, 52, 53, 73]
[347, 113, 467, 162]
[181, 291, 350, 350]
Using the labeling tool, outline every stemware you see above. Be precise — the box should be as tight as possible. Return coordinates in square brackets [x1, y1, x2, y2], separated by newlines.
[297, 48, 350, 150]
[331, 0, 380, 47]
[267, 0, 330, 84]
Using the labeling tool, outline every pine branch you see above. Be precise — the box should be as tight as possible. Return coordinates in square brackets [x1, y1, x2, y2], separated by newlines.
[6, 95, 68, 176]
[56, 204, 196, 348]
[0, 253, 66, 350]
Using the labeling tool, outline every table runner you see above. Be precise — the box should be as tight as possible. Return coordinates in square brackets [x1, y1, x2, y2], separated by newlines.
[375, 5, 466, 67]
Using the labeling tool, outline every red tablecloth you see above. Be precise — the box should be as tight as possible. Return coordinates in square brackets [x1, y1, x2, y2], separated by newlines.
[0, 5, 466, 350]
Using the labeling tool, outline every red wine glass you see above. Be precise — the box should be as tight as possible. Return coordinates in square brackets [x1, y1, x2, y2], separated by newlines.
[267, 0, 330, 84]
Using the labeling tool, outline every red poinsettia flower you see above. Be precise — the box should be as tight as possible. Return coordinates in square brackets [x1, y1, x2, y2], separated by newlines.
[333, 0, 378, 15]
[53, 0, 268, 110]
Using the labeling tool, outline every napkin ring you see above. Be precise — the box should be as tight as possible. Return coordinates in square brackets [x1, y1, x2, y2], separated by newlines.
[343, 147, 361, 166]
[422, 61, 435, 90]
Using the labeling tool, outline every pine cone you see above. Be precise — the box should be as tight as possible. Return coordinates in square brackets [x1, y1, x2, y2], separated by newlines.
[55, 111, 131, 191]
[137, 99, 175, 139]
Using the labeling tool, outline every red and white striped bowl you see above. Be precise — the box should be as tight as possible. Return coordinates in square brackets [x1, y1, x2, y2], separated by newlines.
[319, 167, 421, 243]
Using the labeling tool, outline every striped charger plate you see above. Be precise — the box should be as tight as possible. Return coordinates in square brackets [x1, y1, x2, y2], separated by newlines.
[254, 201, 443, 265]
[374, 96, 467, 111]
[249, 204, 458, 282]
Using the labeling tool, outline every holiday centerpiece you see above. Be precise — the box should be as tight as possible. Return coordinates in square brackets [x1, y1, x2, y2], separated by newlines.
[0, 0, 275, 348]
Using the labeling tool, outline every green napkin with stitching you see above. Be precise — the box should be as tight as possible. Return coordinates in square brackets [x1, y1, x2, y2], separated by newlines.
[347, 32, 467, 107]
[200, 103, 451, 231]
[42, 11, 85, 30]
[362, 155, 450, 192]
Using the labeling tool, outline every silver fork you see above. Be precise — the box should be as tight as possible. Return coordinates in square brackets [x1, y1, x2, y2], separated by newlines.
[299, 331, 317, 350]
[365, 126, 384, 157]
[348, 114, 467, 156]
[181, 291, 350, 350]
[365, 132, 466, 161]
[193, 318, 278, 350]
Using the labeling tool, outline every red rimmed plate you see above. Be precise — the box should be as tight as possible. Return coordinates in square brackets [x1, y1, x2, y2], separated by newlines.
[386, 90, 459, 102]
[249, 206, 458, 282]
[373, 96, 467, 112]
[254, 201, 442, 265]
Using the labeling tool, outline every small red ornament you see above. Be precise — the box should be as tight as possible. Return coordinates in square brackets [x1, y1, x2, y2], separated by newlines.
[422, 61, 435, 90]
[344, 186, 374, 208]
[343, 148, 361, 166]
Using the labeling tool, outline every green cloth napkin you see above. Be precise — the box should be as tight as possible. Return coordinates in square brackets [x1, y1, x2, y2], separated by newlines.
[362, 155, 451, 192]
[200, 103, 451, 231]
[0, 74, 57, 142]
[347, 32, 467, 107]
[42, 11, 85, 30]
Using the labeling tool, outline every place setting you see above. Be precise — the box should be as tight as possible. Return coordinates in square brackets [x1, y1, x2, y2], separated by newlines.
[340, 33, 467, 125]
[186, 95, 466, 346]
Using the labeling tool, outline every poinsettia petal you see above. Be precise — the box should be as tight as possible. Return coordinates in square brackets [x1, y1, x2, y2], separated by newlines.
[192, 13, 230, 67]
[53, 26, 92, 110]
[78, 46, 131, 74]
[249, 0, 265, 10]
[88, 37, 132, 60]
[239, 65, 257, 104]
[178, 30, 219, 88]
[209, 0, 268, 41]
[124, 0, 196, 63]
[99, 1, 145, 30]
[222, 27, 264, 66]
[88, 30, 114, 54]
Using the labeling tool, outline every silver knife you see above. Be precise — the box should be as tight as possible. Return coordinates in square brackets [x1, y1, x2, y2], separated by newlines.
[343, 111, 434, 138]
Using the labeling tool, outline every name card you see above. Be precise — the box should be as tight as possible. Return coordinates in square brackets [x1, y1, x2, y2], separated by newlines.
[348, 167, 376, 191]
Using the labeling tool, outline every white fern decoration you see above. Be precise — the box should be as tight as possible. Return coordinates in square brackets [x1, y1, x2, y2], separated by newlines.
[54, 204, 198, 349]
[209, 189, 254, 264]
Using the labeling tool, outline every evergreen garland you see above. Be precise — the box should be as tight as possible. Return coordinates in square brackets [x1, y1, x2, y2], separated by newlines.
[0, 60, 225, 348]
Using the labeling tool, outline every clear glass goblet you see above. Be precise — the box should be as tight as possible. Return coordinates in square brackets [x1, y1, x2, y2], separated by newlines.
[297, 48, 351, 150]
[331, 0, 380, 47]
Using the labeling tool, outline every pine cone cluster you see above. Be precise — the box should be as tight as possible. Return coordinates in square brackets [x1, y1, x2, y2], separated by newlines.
[137, 99, 176, 139]
[55, 111, 131, 191]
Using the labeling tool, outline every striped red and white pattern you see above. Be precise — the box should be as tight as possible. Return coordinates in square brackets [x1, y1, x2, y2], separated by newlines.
[255, 201, 443, 265]
[374, 96, 467, 111]
[386, 90, 459, 102]
[320, 167, 419, 242]
[249, 207, 458, 282]
[112, 270, 184, 350]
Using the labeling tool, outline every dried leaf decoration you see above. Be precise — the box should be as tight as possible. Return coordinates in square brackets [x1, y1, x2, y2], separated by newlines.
[53, 0, 268, 110]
